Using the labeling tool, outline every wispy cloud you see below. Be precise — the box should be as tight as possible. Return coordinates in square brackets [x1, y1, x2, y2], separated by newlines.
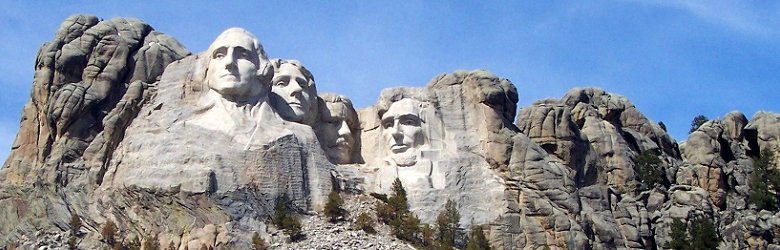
[633, 0, 780, 37]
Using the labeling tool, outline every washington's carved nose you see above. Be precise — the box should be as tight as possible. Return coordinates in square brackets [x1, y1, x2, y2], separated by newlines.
[225, 60, 237, 70]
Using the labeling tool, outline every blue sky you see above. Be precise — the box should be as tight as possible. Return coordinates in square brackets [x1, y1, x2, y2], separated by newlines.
[1, 1, 779, 163]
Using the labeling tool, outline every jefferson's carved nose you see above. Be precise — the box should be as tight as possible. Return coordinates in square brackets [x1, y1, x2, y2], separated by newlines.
[289, 81, 303, 95]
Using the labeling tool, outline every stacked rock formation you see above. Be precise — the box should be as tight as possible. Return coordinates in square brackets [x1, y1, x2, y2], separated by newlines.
[1, 15, 334, 249]
[1, 15, 780, 250]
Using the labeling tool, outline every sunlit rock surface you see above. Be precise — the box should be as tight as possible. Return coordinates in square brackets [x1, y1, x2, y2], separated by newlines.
[1, 15, 780, 250]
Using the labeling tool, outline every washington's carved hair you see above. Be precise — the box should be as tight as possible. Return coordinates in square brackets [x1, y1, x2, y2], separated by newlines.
[207, 28, 269, 62]
[200, 28, 273, 90]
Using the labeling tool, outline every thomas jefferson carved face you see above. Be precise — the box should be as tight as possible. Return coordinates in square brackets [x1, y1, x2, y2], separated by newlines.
[205, 28, 266, 102]
[381, 98, 426, 165]
[315, 96, 358, 164]
[271, 61, 317, 124]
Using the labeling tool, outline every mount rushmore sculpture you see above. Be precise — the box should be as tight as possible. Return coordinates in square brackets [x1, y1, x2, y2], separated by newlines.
[1, 15, 780, 249]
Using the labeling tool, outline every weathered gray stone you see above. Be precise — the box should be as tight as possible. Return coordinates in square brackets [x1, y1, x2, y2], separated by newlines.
[517, 99, 588, 174]
[745, 111, 780, 166]
[0, 17, 332, 249]
[358, 71, 511, 228]
[3, 15, 780, 250]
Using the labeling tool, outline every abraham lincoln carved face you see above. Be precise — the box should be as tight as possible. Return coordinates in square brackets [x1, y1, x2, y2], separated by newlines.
[381, 98, 427, 166]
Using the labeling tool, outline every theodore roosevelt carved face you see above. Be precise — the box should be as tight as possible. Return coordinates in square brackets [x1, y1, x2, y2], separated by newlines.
[315, 94, 359, 164]
[381, 98, 427, 166]
[205, 28, 269, 103]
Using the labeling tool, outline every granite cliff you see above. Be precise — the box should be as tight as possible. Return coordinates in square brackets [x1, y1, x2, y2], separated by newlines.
[1, 15, 779, 250]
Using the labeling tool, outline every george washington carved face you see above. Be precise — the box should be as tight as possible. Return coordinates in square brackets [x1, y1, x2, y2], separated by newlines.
[205, 28, 269, 103]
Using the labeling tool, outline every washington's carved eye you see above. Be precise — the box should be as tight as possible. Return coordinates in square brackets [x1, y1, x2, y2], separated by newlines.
[275, 80, 287, 86]
[239, 51, 249, 59]
[212, 47, 228, 59]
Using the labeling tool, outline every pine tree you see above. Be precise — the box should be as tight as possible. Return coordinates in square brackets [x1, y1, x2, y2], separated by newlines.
[636, 150, 663, 191]
[324, 190, 346, 222]
[143, 234, 161, 250]
[436, 200, 460, 248]
[688, 216, 718, 250]
[101, 219, 119, 247]
[374, 178, 421, 243]
[389, 179, 409, 214]
[126, 236, 142, 250]
[667, 218, 687, 250]
[274, 197, 303, 241]
[354, 212, 376, 234]
[68, 212, 82, 250]
[465, 225, 490, 250]
[748, 148, 780, 211]
[658, 121, 667, 131]
[689, 115, 708, 134]
[69, 213, 82, 235]
[666, 216, 719, 250]
[420, 224, 435, 248]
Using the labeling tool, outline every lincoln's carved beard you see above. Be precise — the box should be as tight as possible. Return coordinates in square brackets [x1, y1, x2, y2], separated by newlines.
[389, 150, 419, 167]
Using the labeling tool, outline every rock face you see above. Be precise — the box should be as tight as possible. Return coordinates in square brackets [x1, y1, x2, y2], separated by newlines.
[357, 71, 512, 227]
[0, 16, 332, 249]
[2, 15, 780, 250]
[517, 88, 681, 249]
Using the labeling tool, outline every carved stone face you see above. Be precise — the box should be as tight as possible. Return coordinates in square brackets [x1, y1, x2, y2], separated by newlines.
[271, 63, 317, 123]
[381, 98, 426, 164]
[206, 29, 263, 101]
[316, 101, 358, 164]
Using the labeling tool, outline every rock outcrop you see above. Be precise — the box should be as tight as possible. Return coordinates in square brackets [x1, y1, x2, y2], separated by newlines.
[1, 15, 332, 249]
[1, 15, 780, 250]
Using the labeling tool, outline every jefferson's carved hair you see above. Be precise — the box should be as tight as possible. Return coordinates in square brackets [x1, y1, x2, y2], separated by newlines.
[269, 59, 315, 88]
